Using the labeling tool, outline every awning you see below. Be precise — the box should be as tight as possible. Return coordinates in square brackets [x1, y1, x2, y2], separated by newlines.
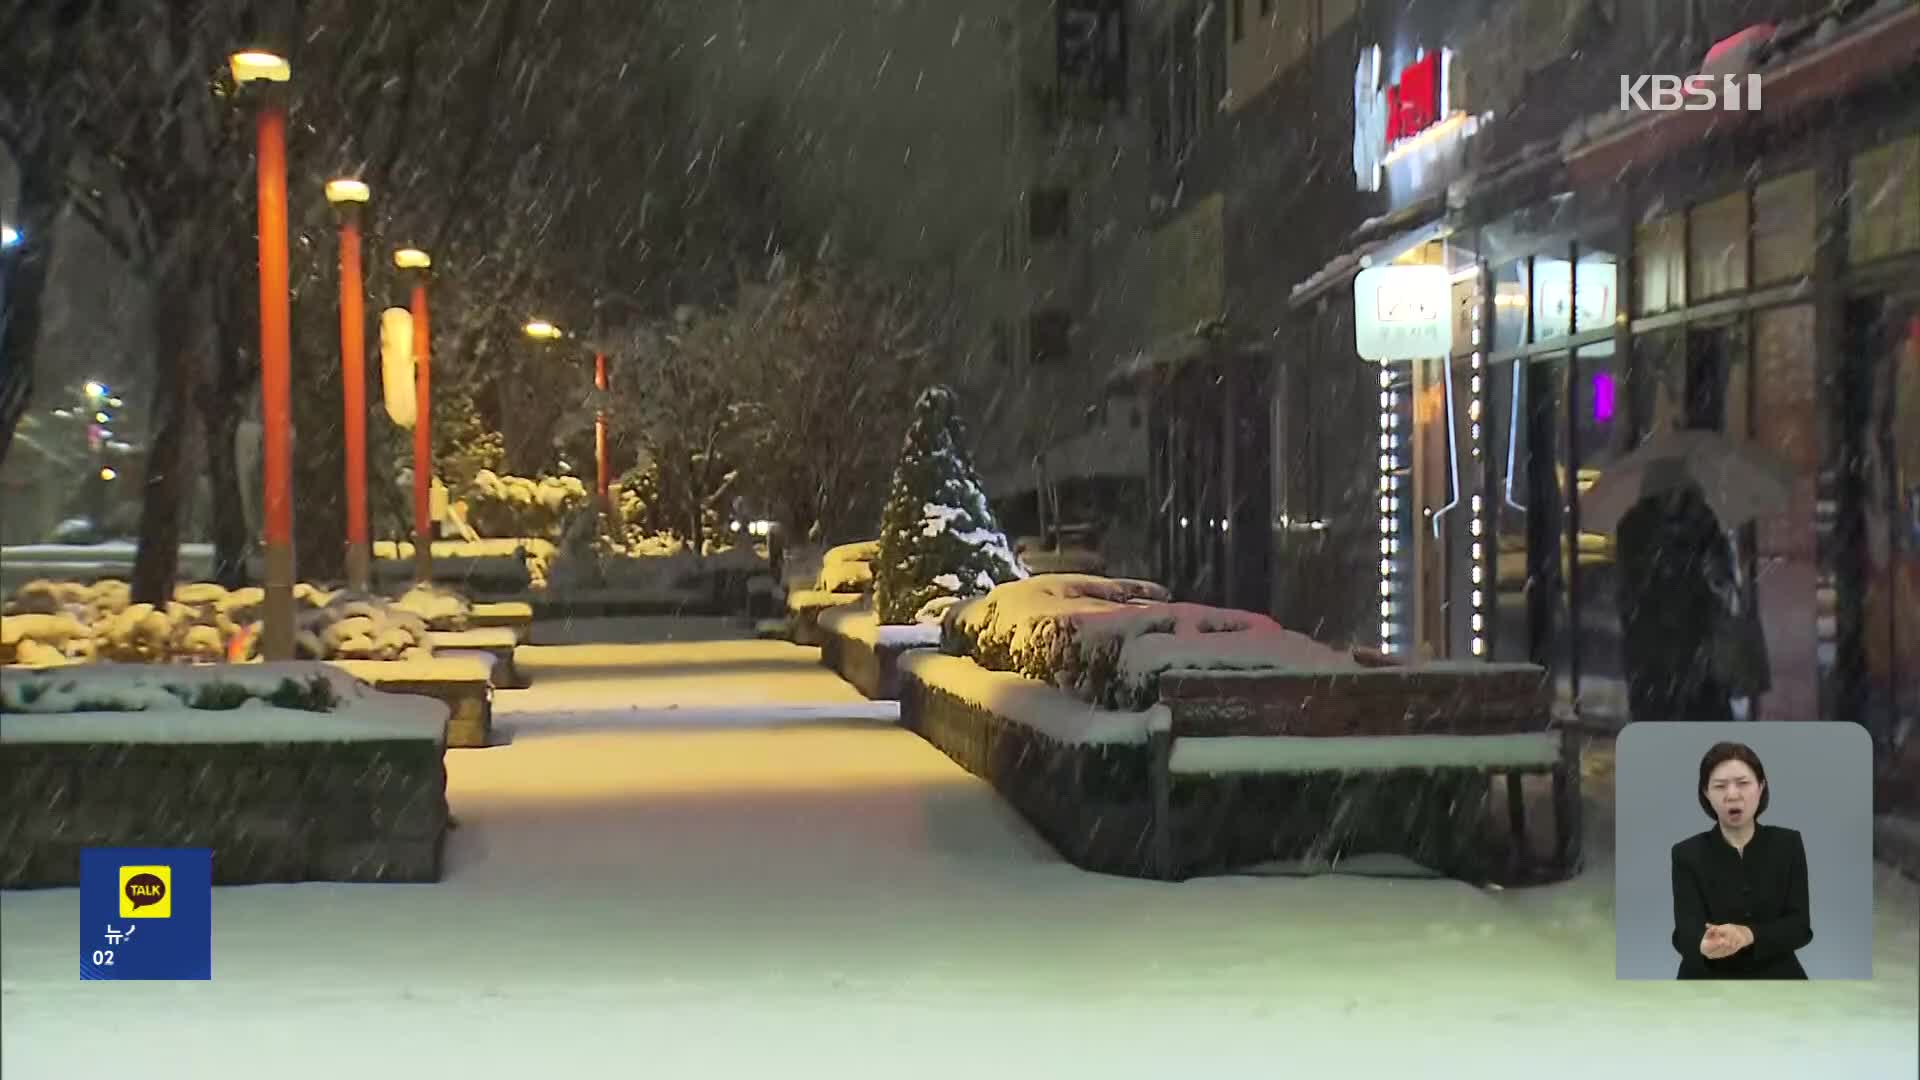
[1566, 4, 1920, 185]
[1286, 202, 1453, 309]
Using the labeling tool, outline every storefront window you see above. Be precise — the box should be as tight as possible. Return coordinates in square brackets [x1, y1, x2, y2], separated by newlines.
[1488, 357, 1529, 663]
[1864, 301, 1918, 763]
[1751, 305, 1820, 722]
[1631, 327, 1685, 443]
[1571, 340, 1629, 725]
[1849, 135, 1920, 265]
[1491, 259, 1529, 352]
[1634, 214, 1685, 316]
[1689, 190, 1750, 300]
[1753, 170, 1816, 286]
[1533, 247, 1575, 341]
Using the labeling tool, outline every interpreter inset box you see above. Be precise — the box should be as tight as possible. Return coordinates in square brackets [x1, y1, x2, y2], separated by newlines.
[1614, 723, 1873, 980]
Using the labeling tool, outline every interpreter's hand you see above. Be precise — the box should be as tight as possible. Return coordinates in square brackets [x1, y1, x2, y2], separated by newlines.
[1722, 924, 1755, 952]
[1699, 924, 1741, 960]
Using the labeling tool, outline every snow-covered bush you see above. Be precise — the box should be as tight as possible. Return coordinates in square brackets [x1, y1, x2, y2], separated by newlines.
[463, 470, 590, 540]
[0, 669, 339, 714]
[390, 584, 471, 631]
[942, 575, 1352, 709]
[872, 387, 1025, 623]
[817, 540, 878, 594]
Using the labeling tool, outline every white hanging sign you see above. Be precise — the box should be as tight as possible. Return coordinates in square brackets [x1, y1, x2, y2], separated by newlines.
[1354, 265, 1452, 361]
[381, 307, 417, 428]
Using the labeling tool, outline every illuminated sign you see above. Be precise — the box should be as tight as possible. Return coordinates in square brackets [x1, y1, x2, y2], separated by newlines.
[1355, 46, 1475, 193]
[1354, 265, 1452, 361]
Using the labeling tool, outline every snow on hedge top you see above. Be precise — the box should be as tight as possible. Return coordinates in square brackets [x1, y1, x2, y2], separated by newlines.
[823, 541, 880, 567]
[943, 575, 1368, 710]
[818, 607, 942, 648]
[0, 662, 446, 743]
[898, 651, 1158, 746]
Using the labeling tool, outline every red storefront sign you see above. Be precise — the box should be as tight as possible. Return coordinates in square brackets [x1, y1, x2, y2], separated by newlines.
[1385, 52, 1441, 143]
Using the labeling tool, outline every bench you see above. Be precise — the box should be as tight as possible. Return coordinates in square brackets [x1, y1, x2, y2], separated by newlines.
[1149, 667, 1581, 882]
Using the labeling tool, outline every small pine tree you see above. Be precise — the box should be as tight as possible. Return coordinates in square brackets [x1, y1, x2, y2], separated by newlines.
[873, 386, 1026, 623]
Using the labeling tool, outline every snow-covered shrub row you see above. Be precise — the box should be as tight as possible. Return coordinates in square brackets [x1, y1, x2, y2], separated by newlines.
[1, 669, 338, 714]
[940, 575, 1353, 710]
[373, 539, 556, 590]
[3, 580, 465, 666]
[817, 540, 878, 594]
[463, 470, 589, 541]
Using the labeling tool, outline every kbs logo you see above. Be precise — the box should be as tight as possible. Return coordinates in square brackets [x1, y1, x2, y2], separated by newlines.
[1619, 74, 1763, 113]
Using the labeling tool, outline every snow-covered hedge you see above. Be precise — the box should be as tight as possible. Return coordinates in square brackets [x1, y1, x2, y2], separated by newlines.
[373, 538, 556, 590]
[1, 668, 338, 714]
[463, 470, 590, 541]
[941, 575, 1354, 710]
[817, 540, 879, 594]
[3, 579, 459, 666]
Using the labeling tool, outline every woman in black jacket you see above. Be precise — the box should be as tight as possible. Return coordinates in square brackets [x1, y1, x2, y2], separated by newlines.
[1670, 741, 1812, 979]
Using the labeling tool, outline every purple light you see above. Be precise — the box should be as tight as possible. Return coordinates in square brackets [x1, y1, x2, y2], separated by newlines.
[1592, 370, 1617, 425]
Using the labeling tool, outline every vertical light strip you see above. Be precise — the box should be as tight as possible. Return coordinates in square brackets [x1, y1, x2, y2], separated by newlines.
[1378, 363, 1399, 651]
[1468, 277, 1487, 658]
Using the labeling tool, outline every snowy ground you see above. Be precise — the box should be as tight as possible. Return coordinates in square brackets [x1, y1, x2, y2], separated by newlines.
[4, 617, 1916, 1079]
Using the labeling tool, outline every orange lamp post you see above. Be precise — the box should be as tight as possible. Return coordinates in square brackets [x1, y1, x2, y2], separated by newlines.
[325, 179, 372, 592]
[231, 49, 296, 660]
[524, 319, 614, 520]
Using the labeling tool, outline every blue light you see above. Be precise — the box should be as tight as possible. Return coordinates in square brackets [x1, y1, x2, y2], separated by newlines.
[0, 225, 18, 248]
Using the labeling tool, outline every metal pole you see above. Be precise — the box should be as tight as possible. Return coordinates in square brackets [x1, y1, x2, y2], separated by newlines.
[256, 90, 296, 660]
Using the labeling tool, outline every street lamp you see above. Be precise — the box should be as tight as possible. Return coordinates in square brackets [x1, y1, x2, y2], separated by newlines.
[232, 46, 296, 661]
[327, 177, 372, 591]
[394, 247, 434, 583]
[522, 318, 614, 520]
[0, 225, 18, 248]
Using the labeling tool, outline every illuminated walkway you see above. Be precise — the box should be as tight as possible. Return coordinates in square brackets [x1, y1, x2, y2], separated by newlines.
[3, 620, 1915, 1079]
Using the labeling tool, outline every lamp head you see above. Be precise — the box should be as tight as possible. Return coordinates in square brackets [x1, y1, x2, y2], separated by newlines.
[393, 248, 431, 271]
[229, 51, 291, 84]
[523, 320, 563, 341]
[325, 179, 371, 206]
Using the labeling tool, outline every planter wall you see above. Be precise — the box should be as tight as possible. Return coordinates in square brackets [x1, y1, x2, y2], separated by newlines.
[817, 619, 929, 701]
[1, 736, 448, 888]
[901, 660, 1577, 884]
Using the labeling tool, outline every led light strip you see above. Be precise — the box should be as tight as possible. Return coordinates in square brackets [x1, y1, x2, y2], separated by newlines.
[1378, 364, 1400, 651]
[1468, 285, 1487, 657]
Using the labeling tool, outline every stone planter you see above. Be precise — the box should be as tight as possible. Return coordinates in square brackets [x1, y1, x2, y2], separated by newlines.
[899, 654, 1578, 885]
[468, 602, 535, 644]
[786, 590, 864, 647]
[0, 664, 449, 887]
[817, 609, 939, 700]
[427, 628, 527, 689]
[329, 657, 494, 748]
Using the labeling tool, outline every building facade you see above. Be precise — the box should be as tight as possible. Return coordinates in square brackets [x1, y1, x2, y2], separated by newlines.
[1123, 0, 1917, 764]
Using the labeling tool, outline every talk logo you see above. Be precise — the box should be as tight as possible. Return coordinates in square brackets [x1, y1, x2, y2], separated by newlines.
[119, 865, 172, 919]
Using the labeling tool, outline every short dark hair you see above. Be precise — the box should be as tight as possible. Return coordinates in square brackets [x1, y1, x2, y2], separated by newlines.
[1698, 741, 1769, 819]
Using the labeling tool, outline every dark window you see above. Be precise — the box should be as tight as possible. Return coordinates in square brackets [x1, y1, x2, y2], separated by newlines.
[1058, 0, 1128, 107]
[1030, 308, 1073, 364]
[1030, 186, 1071, 240]
[1232, 0, 1245, 42]
[1261, 0, 1274, 14]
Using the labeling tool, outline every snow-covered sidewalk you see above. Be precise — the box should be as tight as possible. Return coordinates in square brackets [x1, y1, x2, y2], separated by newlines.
[3, 623, 1915, 1079]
